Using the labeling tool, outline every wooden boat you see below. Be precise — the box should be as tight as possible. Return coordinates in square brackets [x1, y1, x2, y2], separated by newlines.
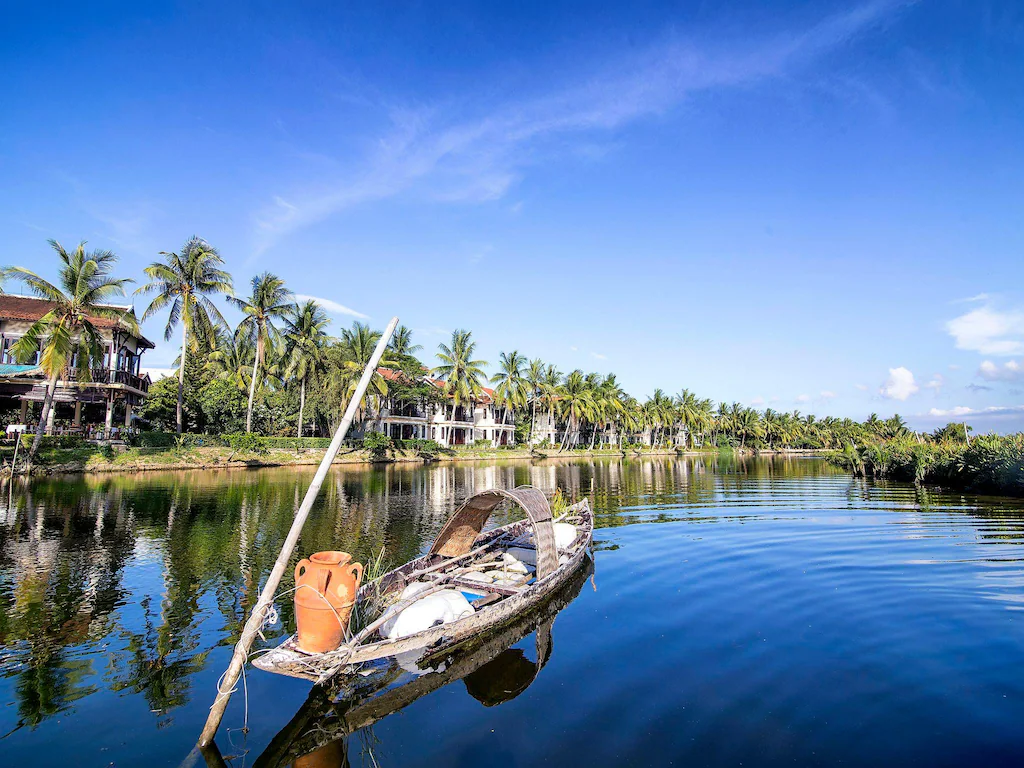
[245, 557, 593, 768]
[253, 486, 594, 684]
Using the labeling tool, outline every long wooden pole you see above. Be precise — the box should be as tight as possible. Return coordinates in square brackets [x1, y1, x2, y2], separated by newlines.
[199, 315, 399, 747]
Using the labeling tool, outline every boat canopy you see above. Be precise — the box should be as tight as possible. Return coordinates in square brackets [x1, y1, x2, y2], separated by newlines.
[429, 487, 559, 578]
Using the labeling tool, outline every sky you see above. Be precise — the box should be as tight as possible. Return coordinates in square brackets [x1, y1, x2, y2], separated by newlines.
[2, 0, 1024, 432]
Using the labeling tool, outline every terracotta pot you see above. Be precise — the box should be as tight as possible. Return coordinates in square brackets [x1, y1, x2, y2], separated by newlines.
[294, 551, 364, 653]
[293, 738, 348, 768]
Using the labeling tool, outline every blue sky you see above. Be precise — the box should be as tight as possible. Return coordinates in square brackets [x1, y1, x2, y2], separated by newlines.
[3, 0, 1024, 432]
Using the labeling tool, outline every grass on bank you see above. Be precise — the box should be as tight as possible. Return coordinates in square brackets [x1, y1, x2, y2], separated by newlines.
[827, 433, 1024, 496]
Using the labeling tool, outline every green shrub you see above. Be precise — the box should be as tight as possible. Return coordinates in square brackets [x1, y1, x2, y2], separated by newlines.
[223, 433, 270, 455]
[20, 434, 86, 450]
[127, 431, 177, 448]
[363, 431, 393, 460]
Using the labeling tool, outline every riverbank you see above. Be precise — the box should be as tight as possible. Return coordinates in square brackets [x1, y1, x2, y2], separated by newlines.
[1, 443, 710, 476]
[827, 433, 1024, 497]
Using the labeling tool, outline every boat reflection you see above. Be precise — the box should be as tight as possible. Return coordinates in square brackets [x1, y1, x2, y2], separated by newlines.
[250, 556, 593, 768]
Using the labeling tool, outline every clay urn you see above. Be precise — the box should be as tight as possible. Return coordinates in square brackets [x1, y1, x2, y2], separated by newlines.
[294, 551, 364, 653]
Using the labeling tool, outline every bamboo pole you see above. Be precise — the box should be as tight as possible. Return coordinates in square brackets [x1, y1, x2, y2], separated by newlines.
[198, 315, 399, 747]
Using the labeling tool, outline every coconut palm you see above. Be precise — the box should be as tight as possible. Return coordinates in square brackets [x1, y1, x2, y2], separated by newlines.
[557, 370, 594, 450]
[433, 330, 487, 426]
[283, 300, 330, 438]
[525, 358, 546, 444]
[11, 241, 136, 459]
[136, 237, 232, 433]
[388, 324, 422, 357]
[206, 329, 255, 392]
[332, 322, 394, 423]
[595, 374, 625, 448]
[490, 350, 528, 427]
[229, 273, 292, 433]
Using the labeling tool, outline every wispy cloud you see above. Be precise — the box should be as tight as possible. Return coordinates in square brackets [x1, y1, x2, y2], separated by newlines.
[928, 405, 1024, 418]
[978, 359, 1024, 382]
[294, 293, 368, 318]
[251, 0, 913, 253]
[591, 352, 607, 360]
[946, 302, 1024, 356]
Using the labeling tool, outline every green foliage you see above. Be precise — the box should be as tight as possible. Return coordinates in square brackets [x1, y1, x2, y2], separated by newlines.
[21, 434, 86, 450]
[828, 433, 1024, 495]
[198, 379, 249, 434]
[127, 431, 177, 448]
[223, 433, 270, 455]
[363, 431, 393, 460]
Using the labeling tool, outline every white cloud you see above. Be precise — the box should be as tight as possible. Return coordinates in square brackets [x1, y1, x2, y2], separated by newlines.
[978, 359, 1024, 382]
[569, 346, 579, 352]
[751, 396, 766, 406]
[948, 364, 961, 371]
[795, 394, 811, 403]
[927, 406, 974, 417]
[946, 304, 1024, 356]
[251, 1, 913, 252]
[928, 405, 1024, 418]
[880, 366, 918, 401]
[854, 383, 869, 391]
[819, 390, 836, 400]
[590, 352, 607, 360]
[925, 373, 944, 392]
[142, 367, 177, 380]
[294, 293, 368, 319]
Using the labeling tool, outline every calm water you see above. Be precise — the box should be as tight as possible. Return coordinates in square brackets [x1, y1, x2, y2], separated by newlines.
[2, 456, 1024, 766]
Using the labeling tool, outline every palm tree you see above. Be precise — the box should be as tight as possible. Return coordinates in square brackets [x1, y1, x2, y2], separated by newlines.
[557, 370, 594, 450]
[206, 329, 255, 392]
[433, 330, 487, 434]
[229, 273, 292, 433]
[388, 324, 422, 358]
[490, 350, 528, 429]
[596, 374, 625, 448]
[525, 358, 546, 444]
[330, 322, 393, 425]
[136, 237, 232, 433]
[11, 241, 136, 459]
[283, 300, 330, 438]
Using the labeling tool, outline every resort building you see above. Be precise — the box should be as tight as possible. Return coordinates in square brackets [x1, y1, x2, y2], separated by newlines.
[0, 295, 154, 437]
[365, 369, 516, 447]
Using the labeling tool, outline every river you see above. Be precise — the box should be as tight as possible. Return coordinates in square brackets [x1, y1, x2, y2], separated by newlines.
[1, 456, 1023, 766]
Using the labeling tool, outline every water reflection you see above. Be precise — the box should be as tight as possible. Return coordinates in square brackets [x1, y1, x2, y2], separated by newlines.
[0, 456, 1023, 765]
[248, 559, 591, 768]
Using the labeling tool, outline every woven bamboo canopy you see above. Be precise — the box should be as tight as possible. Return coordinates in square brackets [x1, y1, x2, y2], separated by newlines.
[429, 486, 559, 578]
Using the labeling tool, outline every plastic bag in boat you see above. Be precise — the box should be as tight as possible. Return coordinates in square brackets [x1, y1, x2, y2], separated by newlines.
[379, 583, 475, 640]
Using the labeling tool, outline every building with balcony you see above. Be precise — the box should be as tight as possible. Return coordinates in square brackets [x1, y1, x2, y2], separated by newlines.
[0, 295, 155, 437]
[365, 368, 516, 447]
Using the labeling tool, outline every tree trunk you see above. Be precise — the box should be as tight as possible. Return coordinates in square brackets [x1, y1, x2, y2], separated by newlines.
[28, 375, 58, 460]
[529, 394, 537, 445]
[246, 335, 261, 433]
[297, 377, 306, 439]
[177, 321, 188, 434]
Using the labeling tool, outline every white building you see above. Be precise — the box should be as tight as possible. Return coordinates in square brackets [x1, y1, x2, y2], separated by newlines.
[366, 369, 516, 448]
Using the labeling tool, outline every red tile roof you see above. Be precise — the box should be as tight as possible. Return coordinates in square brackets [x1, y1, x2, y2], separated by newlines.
[0, 295, 155, 349]
[379, 367, 495, 403]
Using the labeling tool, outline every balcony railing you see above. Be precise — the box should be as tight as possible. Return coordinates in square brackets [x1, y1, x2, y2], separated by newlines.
[88, 368, 150, 392]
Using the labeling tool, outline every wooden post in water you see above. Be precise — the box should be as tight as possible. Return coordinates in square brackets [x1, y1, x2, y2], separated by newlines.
[198, 315, 399, 747]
